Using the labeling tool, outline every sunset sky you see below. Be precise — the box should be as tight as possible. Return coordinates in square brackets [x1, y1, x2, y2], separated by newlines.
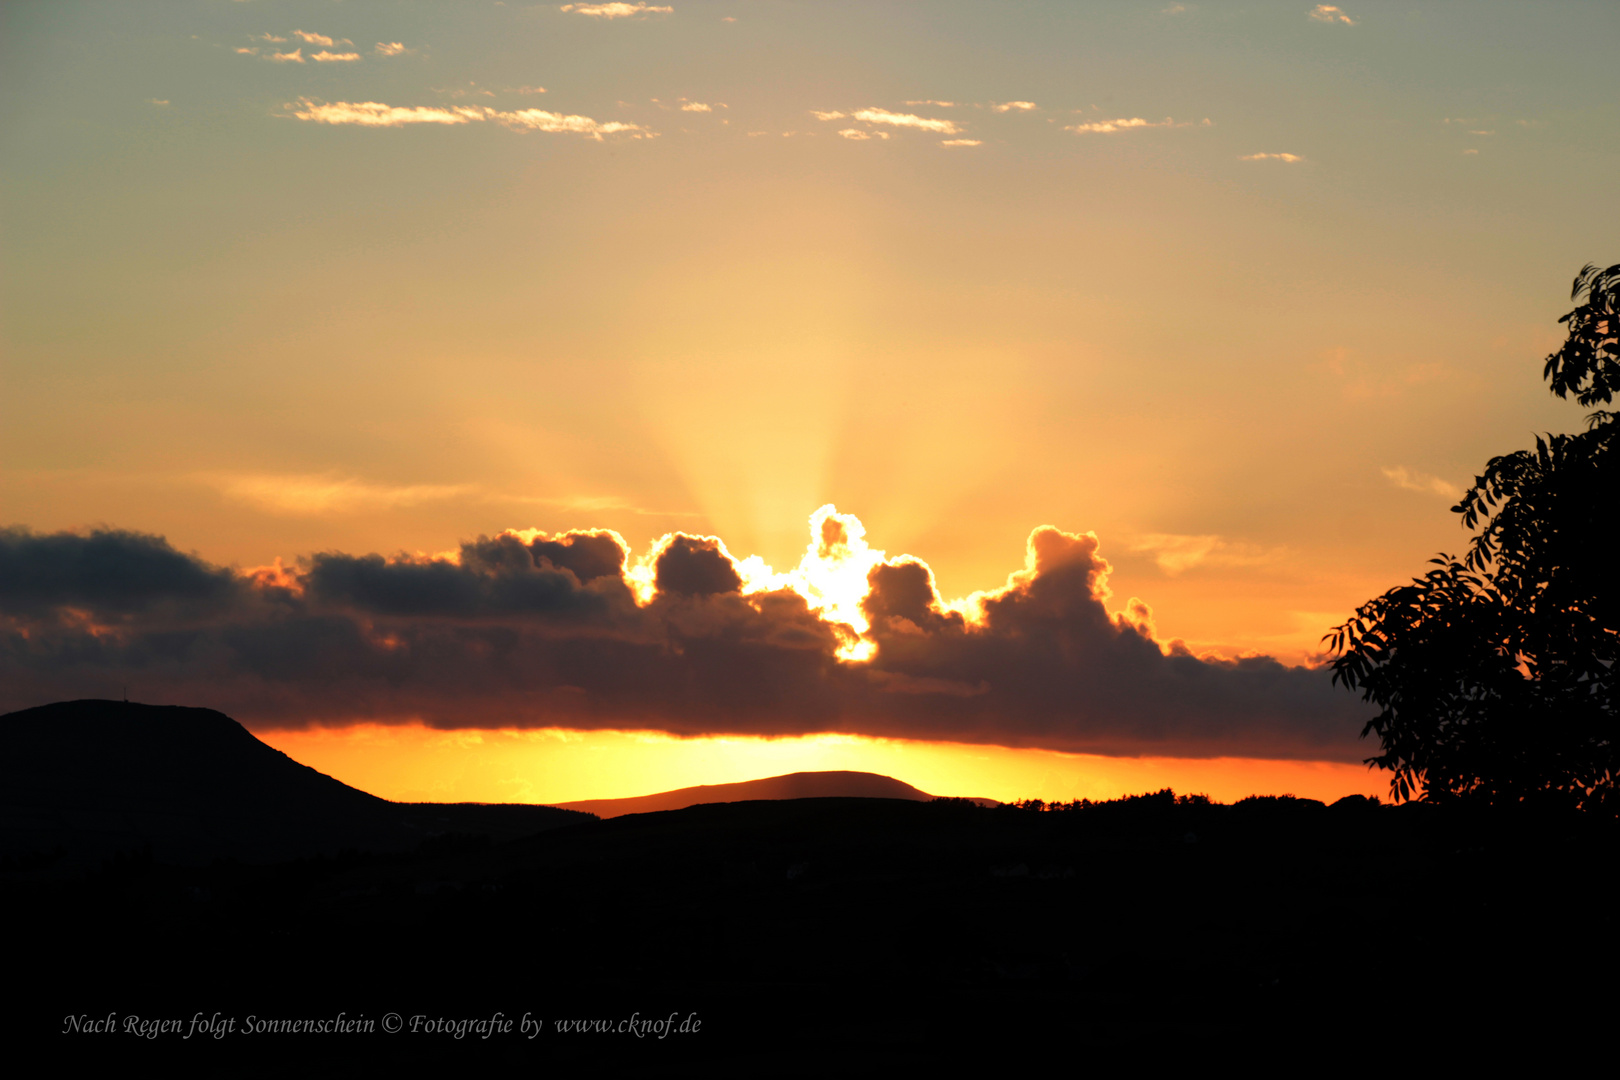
[3, 1, 1616, 804]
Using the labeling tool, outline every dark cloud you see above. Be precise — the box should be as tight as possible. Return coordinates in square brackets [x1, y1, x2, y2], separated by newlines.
[0, 527, 238, 617]
[654, 535, 744, 596]
[0, 521, 1367, 761]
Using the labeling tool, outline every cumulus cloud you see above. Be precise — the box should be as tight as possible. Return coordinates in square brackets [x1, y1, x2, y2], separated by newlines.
[0, 510, 1366, 762]
[1309, 4, 1355, 24]
[1241, 152, 1303, 162]
[560, 2, 673, 16]
[850, 108, 960, 134]
[287, 98, 648, 138]
[1381, 466, 1462, 500]
[991, 101, 1038, 112]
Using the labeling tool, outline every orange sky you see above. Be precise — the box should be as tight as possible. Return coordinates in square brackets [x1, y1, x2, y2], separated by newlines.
[3, 3, 1615, 804]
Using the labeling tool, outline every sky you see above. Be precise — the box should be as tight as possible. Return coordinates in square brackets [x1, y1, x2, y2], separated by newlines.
[2, 1, 1616, 804]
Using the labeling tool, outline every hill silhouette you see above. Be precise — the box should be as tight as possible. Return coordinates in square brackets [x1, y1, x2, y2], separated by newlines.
[553, 769, 964, 817]
[0, 700, 588, 865]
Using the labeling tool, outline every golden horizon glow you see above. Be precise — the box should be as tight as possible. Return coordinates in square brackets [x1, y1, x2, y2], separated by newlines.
[256, 723, 1390, 808]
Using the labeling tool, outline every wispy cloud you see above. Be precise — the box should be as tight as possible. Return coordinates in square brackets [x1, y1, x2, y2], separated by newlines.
[1163, 3, 1190, 13]
[679, 102, 715, 112]
[208, 473, 477, 516]
[1309, 4, 1355, 24]
[810, 110, 845, 121]
[312, 50, 361, 63]
[148, 98, 170, 106]
[508, 85, 548, 95]
[235, 47, 258, 55]
[1240, 152, 1303, 162]
[850, 108, 960, 134]
[940, 138, 982, 148]
[268, 49, 304, 64]
[288, 98, 650, 139]
[905, 100, 956, 108]
[560, 2, 673, 17]
[839, 128, 889, 141]
[1128, 534, 1280, 575]
[374, 42, 412, 57]
[991, 101, 1038, 113]
[291, 100, 484, 126]
[293, 30, 351, 47]
[1065, 116, 1188, 134]
[1381, 467, 1461, 500]
[252, 33, 288, 44]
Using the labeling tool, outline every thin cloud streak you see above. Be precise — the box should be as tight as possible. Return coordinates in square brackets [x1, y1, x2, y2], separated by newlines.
[287, 99, 649, 138]
[559, 2, 673, 17]
[850, 108, 961, 135]
[1381, 467, 1461, 500]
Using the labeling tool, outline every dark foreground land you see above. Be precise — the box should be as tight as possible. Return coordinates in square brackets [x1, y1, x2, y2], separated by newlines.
[3, 703, 1616, 1071]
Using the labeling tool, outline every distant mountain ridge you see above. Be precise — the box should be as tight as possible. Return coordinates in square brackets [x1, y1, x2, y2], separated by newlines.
[553, 771, 947, 818]
[0, 700, 588, 865]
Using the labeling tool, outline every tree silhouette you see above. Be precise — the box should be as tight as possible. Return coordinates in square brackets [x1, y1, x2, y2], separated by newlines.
[1326, 265, 1617, 811]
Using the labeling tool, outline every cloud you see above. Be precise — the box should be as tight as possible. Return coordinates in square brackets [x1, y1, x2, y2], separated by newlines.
[289, 100, 485, 126]
[1309, 5, 1355, 24]
[252, 34, 288, 44]
[287, 99, 649, 138]
[374, 42, 411, 57]
[560, 2, 673, 16]
[0, 510, 1366, 762]
[148, 98, 170, 106]
[292, 30, 350, 47]
[207, 473, 478, 515]
[1381, 467, 1462, 500]
[269, 49, 304, 63]
[235, 47, 258, 55]
[1065, 116, 1189, 134]
[679, 102, 712, 112]
[809, 110, 845, 121]
[1240, 152, 1303, 162]
[940, 139, 982, 148]
[508, 85, 548, 95]
[838, 129, 889, 141]
[905, 100, 956, 108]
[1163, 3, 1190, 13]
[991, 101, 1038, 112]
[312, 51, 361, 63]
[1127, 534, 1279, 575]
[850, 108, 961, 135]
